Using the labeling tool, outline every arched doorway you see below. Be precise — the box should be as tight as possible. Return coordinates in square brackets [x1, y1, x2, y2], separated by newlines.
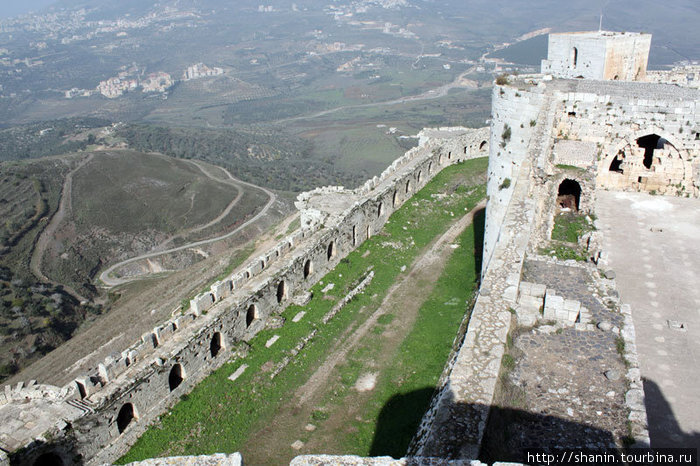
[557, 179, 582, 212]
[169, 364, 184, 391]
[210, 332, 222, 358]
[327, 241, 336, 260]
[276, 280, 287, 304]
[117, 403, 136, 434]
[34, 453, 63, 466]
[304, 259, 313, 279]
[246, 304, 258, 327]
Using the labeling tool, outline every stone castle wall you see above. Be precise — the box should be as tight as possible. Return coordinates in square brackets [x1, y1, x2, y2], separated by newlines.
[1, 128, 489, 466]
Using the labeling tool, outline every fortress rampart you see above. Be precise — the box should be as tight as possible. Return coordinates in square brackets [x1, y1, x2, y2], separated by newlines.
[3, 29, 698, 465]
[0, 127, 489, 466]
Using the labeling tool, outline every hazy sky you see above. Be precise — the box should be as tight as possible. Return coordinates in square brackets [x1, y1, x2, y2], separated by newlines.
[0, 0, 57, 19]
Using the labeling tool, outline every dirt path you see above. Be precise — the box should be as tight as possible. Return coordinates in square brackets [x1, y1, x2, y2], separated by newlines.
[242, 201, 485, 465]
[98, 162, 276, 287]
[273, 66, 478, 125]
[30, 153, 92, 303]
[8, 203, 295, 388]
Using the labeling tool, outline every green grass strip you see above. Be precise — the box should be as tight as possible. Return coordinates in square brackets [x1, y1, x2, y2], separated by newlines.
[117, 158, 487, 463]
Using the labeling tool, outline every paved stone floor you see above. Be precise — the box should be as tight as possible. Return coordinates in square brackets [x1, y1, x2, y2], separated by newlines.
[596, 191, 700, 449]
[481, 259, 629, 462]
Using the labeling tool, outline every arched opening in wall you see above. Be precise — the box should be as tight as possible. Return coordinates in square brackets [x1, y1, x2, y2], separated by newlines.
[417, 171, 422, 183]
[327, 241, 336, 261]
[246, 304, 258, 327]
[609, 153, 624, 173]
[303, 259, 313, 279]
[438, 153, 443, 164]
[276, 280, 287, 304]
[405, 179, 411, 194]
[210, 332, 222, 357]
[151, 333, 159, 349]
[260, 260, 266, 270]
[117, 403, 136, 434]
[392, 190, 398, 207]
[366, 225, 372, 239]
[613, 75, 619, 80]
[75, 380, 87, 399]
[377, 202, 384, 218]
[637, 134, 665, 169]
[448, 151, 452, 160]
[428, 162, 433, 174]
[557, 179, 582, 212]
[464, 146, 467, 154]
[33, 452, 64, 466]
[572, 47, 578, 67]
[352, 225, 357, 246]
[479, 140, 487, 151]
[169, 364, 184, 392]
[245, 271, 251, 279]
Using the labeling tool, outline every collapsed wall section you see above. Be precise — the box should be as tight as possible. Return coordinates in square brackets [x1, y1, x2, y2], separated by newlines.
[1, 127, 489, 466]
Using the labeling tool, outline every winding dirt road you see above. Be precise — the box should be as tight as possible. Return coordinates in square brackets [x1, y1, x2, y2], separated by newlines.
[99, 161, 275, 287]
[274, 66, 479, 125]
[30, 154, 93, 303]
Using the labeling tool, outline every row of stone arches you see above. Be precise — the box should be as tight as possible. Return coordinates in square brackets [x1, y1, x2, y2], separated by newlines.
[101, 151, 449, 448]
[113, 329, 226, 436]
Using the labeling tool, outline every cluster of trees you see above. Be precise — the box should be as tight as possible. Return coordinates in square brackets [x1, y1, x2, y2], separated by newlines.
[117, 123, 365, 191]
[0, 266, 98, 382]
[0, 117, 110, 162]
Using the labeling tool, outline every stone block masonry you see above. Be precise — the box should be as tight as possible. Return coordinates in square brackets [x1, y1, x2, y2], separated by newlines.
[0, 127, 489, 466]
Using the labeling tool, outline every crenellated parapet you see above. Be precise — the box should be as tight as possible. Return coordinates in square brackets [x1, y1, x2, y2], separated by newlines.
[0, 126, 489, 466]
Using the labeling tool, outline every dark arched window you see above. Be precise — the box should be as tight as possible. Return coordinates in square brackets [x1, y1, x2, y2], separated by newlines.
[169, 364, 184, 391]
[276, 280, 287, 304]
[557, 179, 582, 211]
[210, 332, 222, 357]
[246, 305, 257, 327]
[303, 259, 313, 279]
[117, 403, 135, 434]
[34, 453, 64, 466]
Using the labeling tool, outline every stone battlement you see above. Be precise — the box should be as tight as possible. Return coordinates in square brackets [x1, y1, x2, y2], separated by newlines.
[0, 126, 489, 466]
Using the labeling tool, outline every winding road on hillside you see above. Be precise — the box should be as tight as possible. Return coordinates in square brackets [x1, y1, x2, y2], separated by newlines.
[98, 160, 276, 287]
[30, 154, 93, 303]
[273, 66, 479, 124]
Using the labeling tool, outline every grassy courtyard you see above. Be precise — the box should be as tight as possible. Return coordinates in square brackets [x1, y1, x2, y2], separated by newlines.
[118, 157, 487, 463]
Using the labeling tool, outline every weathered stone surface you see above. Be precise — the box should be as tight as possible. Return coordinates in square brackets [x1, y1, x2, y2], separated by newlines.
[125, 452, 243, 466]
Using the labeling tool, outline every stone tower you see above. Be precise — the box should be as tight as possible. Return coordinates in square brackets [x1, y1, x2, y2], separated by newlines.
[541, 31, 651, 81]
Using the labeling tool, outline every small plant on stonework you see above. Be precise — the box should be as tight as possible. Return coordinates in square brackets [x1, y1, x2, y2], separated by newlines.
[615, 336, 626, 357]
[499, 178, 511, 190]
[649, 190, 657, 195]
[501, 354, 515, 370]
[500, 124, 511, 148]
[530, 119, 536, 127]
[495, 74, 509, 85]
